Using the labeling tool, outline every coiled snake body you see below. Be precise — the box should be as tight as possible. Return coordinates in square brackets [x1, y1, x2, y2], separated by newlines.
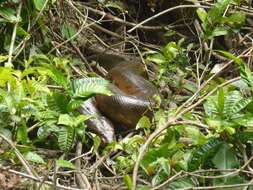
[77, 54, 158, 144]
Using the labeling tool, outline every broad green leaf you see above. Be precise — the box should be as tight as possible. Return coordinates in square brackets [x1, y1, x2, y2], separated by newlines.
[73, 115, 92, 127]
[197, 8, 207, 23]
[33, 0, 47, 11]
[168, 177, 195, 189]
[47, 92, 69, 113]
[71, 77, 112, 98]
[189, 138, 222, 171]
[226, 98, 251, 116]
[67, 99, 83, 111]
[46, 67, 68, 88]
[0, 7, 20, 23]
[58, 114, 73, 127]
[163, 42, 179, 60]
[157, 157, 170, 176]
[212, 143, 239, 169]
[226, 12, 245, 28]
[210, 27, 228, 38]
[58, 127, 74, 151]
[123, 175, 133, 190]
[136, 116, 151, 135]
[17, 124, 28, 144]
[25, 151, 45, 164]
[56, 159, 76, 170]
[146, 53, 167, 65]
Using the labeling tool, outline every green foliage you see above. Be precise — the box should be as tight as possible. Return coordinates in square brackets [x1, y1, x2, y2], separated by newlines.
[204, 90, 251, 134]
[146, 41, 189, 79]
[71, 77, 113, 98]
[189, 138, 222, 171]
[212, 143, 239, 169]
[24, 151, 45, 164]
[0, 0, 252, 189]
[56, 159, 76, 170]
[197, 0, 245, 39]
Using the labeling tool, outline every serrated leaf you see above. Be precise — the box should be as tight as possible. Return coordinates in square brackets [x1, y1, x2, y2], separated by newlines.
[56, 159, 76, 170]
[25, 151, 45, 164]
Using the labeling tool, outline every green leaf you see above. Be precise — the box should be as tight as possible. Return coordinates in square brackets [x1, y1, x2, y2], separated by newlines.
[168, 177, 195, 189]
[0, 55, 8, 63]
[123, 175, 133, 190]
[56, 159, 76, 170]
[71, 77, 112, 98]
[216, 50, 253, 92]
[25, 151, 45, 164]
[17, 124, 28, 144]
[46, 67, 68, 89]
[136, 116, 151, 135]
[58, 114, 73, 127]
[189, 138, 222, 171]
[73, 115, 92, 127]
[61, 23, 77, 40]
[146, 52, 167, 65]
[210, 27, 228, 38]
[93, 135, 101, 151]
[226, 12, 245, 28]
[0, 7, 20, 23]
[197, 8, 207, 23]
[212, 143, 239, 169]
[47, 92, 69, 113]
[217, 88, 224, 115]
[33, 0, 47, 11]
[58, 127, 74, 152]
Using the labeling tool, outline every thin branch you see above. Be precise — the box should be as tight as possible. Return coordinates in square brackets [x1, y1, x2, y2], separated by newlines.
[0, 133, 37, 178]
[128, 4, 209, 33]
[131, 76, 241, 190]
[6, 2, 22, 67]
[0, 167, 85, 190]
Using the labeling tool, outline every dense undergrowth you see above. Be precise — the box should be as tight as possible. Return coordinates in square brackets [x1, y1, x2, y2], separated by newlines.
[1, 0, 253, 189]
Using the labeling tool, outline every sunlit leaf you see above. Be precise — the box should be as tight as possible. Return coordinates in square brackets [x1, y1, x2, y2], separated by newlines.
[56, 159, 76, 170]
[33, 0, 47, 11]
[25, 151, 45, 164]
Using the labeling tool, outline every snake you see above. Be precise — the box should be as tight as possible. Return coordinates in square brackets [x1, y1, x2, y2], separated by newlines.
[77, 53, 158, 145]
